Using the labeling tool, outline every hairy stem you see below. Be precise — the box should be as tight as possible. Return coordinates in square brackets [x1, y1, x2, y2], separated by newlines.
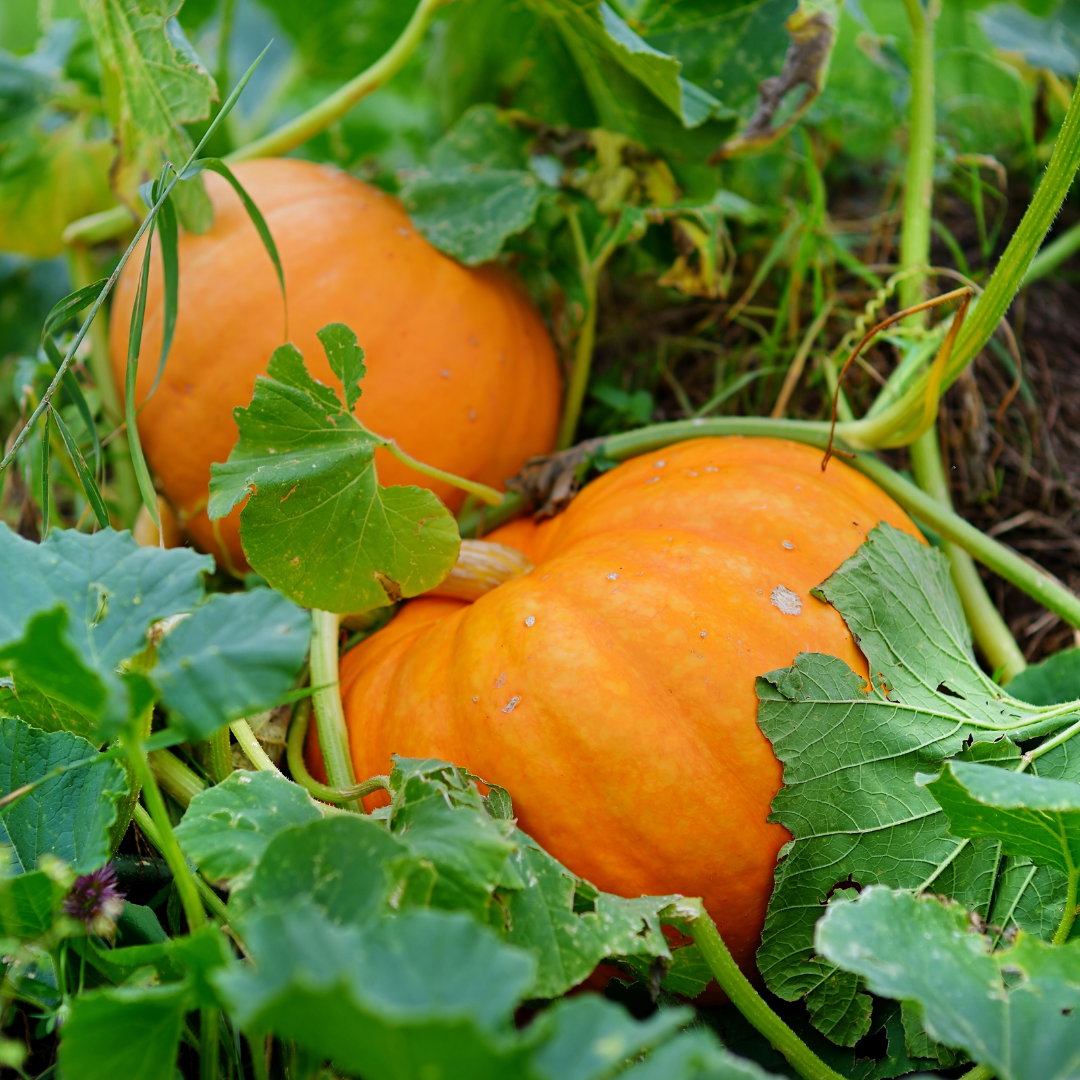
[149, 749, 207, 808]
[132, 804, 230, 923]
[909, 429, 1026, 681]
[124, 733, 205, 931]
[683, 902, 847, 1080]
[1023, 218, 1080, 284]
[310, 610, 360, 809]
[231, 719, 285, 776]
[286, 700, 389, 804]
[1054, 867, 1080, 945]
[206, 727, 234, 783]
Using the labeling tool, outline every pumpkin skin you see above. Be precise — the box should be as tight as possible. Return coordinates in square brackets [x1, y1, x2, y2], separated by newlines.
[338, 437, 923, 973]
[109, 158, 561, 573]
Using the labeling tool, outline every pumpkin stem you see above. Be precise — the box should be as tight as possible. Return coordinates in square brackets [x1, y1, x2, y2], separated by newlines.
[427, 540, 534, 602]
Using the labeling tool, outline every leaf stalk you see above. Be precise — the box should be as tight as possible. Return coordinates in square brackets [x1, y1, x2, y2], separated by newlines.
[680, 902, 847, 1080]
[309, 611, 361, 810]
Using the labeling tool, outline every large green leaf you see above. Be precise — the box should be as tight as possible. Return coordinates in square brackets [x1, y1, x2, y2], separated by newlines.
[208, 327, 460, 613]
[82, 0, 216, 230]
[755, 524, 1080, 1043]
[0, 863, 67, 941]
[58, 982, 189, 1080]
[152, 589, 310, 741]
[1008, 648, 1080, 707]
[925, 761, 1080, 876]
[0, 524, 212, 734]
[817, 887, 1080, 1080]
[174, 770, 322, 886]
[0, 717, 127, 875]
[216, 904, 537, 1079]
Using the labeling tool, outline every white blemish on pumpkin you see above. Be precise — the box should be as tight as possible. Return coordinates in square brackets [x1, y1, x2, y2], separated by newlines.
[705, 466, 718, 472]
[646, 477, 660, 484]
[501, 696, 520, 714]
[607, 573, 617, 580]
[472, 696, 478, 702]
[398, 227, 410, 236]
[654, 460, 665, 467]
[782, 540, 795, 550]
[494, 672, 507, 688]
[525, 615, 535, 627]
[771, 585, 802, 616]
[700, 631, 707, 638]
[441, 369, 450, 378]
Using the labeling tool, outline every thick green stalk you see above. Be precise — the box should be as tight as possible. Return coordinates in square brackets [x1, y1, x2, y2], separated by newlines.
[898, 0, 936, 316]
[1054, 867, 1080, 945]
[909, 430, 1026, 681]
[124, 734, 205, 931]
[856, 71, 1080, 447]
[679, 901, 847, 1080]
[310, 610, 360, 809]
[206, 727, 234, 783]
[149, 749, 207, 808]
[231, 719, 285, 776]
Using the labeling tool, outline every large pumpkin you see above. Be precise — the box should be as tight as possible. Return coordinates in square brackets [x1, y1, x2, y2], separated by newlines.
[109, 158, 561, 573]
[337, 437, 923, 973]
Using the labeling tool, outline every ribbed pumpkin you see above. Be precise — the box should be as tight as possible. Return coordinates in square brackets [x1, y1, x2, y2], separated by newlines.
[337, 437, 923, 973]
[109, 158, 561, 573]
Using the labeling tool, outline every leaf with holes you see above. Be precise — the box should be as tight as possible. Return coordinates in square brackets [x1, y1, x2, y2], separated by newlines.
[208, 327, 460, 613]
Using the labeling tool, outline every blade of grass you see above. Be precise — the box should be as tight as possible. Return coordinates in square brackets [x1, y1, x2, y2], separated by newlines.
[39, 410, 50, 537]
[52, 408, 111, 529]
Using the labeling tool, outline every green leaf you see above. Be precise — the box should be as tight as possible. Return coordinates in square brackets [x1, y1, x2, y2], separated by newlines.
[232, 814, 408, 924]
[618, 1028, 784, 1079]
[402, 168, 543, 266]
[923, 761, 1080, 876]
[1007, 648, 1080, 707]
[58, 982, 188, 1080]
[0, 717, 128, 875]
[387, 758, 517, 915]
[431, 105, 534, 171]
[0, 677, 98, 742]
[0, 525, 213, 734]
[499, 833, 679, 998]
[755, 524, 1078, 1040]
[152, 589, 310, 741]
[317, 323, 366, 414]
[208, 332, 460, 613]
[174, 770, 322, 886]
[215, 904, 537, 1079]
[82, 0, 216, 231]
[816, 886, 1080, 1080]
[0, 865, 66, 941]
[530, 995, 690, 1080]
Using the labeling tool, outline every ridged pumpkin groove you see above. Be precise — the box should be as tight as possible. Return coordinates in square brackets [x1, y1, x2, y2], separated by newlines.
[336, 437, 924, 974]
[109, 158, 562, 573]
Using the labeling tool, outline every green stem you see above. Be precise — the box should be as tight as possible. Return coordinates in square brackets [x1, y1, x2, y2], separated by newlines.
[681, 901, 847, 1080]
[957, 1067, 995, 1080]
[898, 0, 936, 316]
[231, 719, 284, 776]
[132, 804, 230, 923]
[124, 734, 205, 931]
[201, 1007, 220, 1080]
[206, 727, 234, 784]
[853, 71, 1080, 447]
[228, 0, 449, 163]
[909, 429, 1026, 682]
[378, 438, 503, 505]
[149, 749, 207, 808]
[286, 700, 389, 804]
[1053, 867, 1079, 945]
[310, 610, 360, 809]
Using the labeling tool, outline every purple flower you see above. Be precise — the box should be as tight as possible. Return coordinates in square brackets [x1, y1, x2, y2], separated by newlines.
[63, 864, 125, 937]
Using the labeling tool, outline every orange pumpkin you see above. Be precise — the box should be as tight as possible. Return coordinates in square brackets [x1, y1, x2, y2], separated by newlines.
[109, 158, 561, 573]
[337, 437, 923, 973]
